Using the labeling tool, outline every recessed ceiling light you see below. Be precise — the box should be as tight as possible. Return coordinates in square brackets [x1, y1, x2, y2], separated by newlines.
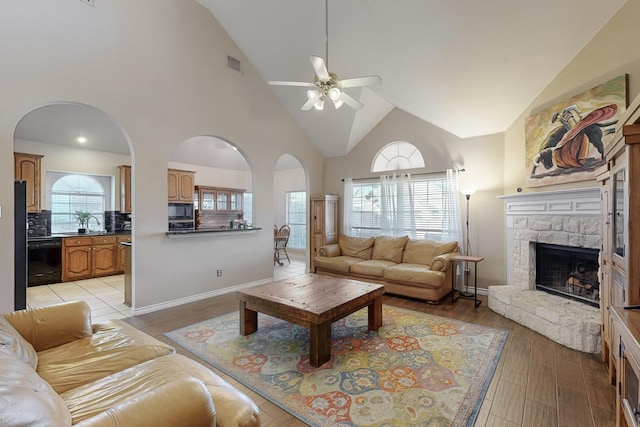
[76, 136, 88, 143]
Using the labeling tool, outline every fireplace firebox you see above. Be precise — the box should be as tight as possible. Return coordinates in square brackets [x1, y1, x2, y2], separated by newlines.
[535, 243, 600, 308]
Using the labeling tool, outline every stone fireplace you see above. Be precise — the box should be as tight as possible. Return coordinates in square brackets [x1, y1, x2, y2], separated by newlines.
[489, 188, 602, 353]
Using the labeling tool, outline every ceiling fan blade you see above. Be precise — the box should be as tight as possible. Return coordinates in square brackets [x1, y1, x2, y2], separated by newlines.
[268, 80, 315, 87]
[339, 75, 382, 88]
[301, 98, 315, 111]
[340, 92, 363, 110]
[310, 56, 330, 81]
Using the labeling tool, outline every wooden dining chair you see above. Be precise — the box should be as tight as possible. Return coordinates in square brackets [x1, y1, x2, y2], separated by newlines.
[274, 225, 291, 265]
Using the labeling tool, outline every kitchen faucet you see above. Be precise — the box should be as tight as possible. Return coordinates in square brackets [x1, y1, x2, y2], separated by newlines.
[87, 216, 101, 231]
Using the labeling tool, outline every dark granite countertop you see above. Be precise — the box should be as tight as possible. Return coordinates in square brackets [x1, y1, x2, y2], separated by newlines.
[166, 227, 261, 238]
[28, 230, 131, 240]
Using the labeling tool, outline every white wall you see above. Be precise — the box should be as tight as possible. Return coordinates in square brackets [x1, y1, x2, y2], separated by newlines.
[324, 109, 506, 288]
[0, 0, 323, 313]
[168, 161, 253, 192]
[274, 167, 306, 228]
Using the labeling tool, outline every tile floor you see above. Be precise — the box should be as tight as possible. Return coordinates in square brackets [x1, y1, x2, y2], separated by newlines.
[27, 249, 307, 323]
[27, 274, 133, 324]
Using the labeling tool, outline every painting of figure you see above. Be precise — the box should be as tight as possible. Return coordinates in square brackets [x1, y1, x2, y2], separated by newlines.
[525, 75, 627, 187]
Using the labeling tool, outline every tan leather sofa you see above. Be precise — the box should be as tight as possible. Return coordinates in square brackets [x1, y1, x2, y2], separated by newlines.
[315, 235, 460, 303]
[0, 301, 259, 427]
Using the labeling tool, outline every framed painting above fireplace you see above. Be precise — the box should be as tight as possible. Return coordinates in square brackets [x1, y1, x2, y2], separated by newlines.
[525, 74, 627, 188]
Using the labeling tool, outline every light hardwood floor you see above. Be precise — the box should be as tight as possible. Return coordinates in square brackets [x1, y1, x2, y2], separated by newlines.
[119, 255, 614, 426]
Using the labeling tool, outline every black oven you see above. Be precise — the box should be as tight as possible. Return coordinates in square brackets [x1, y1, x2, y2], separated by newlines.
[27, 237, 62, 286]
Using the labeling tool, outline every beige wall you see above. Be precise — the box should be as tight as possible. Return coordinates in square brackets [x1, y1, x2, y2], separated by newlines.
[504, 0, 640, 193]
[324, 109, 506, 288]
[0, 0, 323, 313]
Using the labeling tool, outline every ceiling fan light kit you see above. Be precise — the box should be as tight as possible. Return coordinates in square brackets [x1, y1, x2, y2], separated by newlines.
[268, 0, 381, 112]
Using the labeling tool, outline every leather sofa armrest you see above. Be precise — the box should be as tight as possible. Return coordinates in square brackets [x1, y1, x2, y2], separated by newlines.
[74, 377, 216, 427]
[430, 252, 461, 272]
[3, 301, 92, 352]
[319, 244, 341, 257]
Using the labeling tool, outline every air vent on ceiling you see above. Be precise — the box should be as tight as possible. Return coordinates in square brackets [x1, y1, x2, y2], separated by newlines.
[227, 55, 241, 73]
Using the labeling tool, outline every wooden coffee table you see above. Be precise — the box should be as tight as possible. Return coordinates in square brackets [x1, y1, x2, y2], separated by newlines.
[237, 274, 384, 367]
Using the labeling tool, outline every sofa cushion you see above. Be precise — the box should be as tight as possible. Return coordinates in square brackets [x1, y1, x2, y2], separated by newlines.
[384, 263, 447, 288]
[0, 316, 38, 369]
[60, 354, 215, 425]
[350, 260, 397, 278]
[315, 256, 363, 274]
[62, 354, 258, 427]
[3, 301, 92, 352]
[338, 235, 375, 260]
[0, 353, 71, 427]
[372, 235, 409, 263]
[36, 319, 175, 394]
[402, 239, 458, 265]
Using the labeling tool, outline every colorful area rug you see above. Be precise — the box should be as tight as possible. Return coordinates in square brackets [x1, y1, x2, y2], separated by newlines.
[166, 305, 507, 427]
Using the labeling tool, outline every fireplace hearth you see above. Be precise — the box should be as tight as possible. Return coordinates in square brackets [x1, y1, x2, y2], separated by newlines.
[490, 188, 602, 353]
[535, 243, 599, 308]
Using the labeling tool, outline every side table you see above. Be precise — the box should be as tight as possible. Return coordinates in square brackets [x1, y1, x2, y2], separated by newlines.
[451, 255, 484, 307]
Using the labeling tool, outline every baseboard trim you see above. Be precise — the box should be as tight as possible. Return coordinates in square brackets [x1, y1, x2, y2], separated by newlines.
[132, 278, 274, 316]
[133, 278, 489, 316]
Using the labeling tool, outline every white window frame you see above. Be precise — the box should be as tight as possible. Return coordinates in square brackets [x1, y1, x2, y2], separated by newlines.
[285, 191, 306, 249]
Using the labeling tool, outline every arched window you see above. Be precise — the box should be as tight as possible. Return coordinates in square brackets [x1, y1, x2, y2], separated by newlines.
[51, 174, 106, 233]
[371, 141, 425, 172]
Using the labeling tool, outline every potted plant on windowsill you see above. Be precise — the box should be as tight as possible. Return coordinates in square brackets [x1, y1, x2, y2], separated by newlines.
[74, 210, 94, 234]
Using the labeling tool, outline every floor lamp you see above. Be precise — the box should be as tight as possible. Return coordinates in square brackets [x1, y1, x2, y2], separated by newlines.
[460, 189, 476, 297]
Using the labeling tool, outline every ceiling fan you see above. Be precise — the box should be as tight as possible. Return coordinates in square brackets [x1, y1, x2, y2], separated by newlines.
[268, 0, 382, 111]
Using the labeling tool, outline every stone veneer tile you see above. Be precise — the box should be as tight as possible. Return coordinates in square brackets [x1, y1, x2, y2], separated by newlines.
[489, 286, 600, 353]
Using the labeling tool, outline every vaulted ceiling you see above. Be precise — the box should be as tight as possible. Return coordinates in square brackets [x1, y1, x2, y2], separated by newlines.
[198, 0, 627, 157]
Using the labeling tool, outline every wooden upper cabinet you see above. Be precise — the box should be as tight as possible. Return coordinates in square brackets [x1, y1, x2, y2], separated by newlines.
[168, 169, 195, 202]
[14, 152, 43, 212]
[119, 165, 131, 213]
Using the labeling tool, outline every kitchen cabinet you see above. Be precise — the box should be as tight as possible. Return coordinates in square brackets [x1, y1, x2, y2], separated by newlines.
[116, 235, 131, 273]
[596, 93, 640, 383]
[14, 152, 43, 212]
[611, 307, 640, 427]
[195, 186, 244, 212]
[62, 235, 121, 281]
[119, 165, 131, 213]
[194, 185, 245, 229]
[310, 195, 338, 271]
[168, 169, 195, 202]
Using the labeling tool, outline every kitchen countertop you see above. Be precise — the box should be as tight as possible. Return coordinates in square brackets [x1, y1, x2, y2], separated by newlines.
[29, 230, 131, 240]
[166, 227, 261, 238]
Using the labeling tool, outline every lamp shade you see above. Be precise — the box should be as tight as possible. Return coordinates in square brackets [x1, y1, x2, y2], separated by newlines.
[460, 188, 476, 197]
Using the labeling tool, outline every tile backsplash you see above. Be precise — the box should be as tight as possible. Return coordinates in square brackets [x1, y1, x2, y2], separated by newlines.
[27, 210, 131, 236]
[27, 210, 51, 237]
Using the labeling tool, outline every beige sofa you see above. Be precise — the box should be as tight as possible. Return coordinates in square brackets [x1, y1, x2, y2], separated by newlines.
[0, 301, 259, 427]
[314, 235, 459, 303]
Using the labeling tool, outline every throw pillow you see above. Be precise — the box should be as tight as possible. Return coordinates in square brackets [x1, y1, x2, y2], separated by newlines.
[338, 235, 375, 260]
[402, 239, 458, 265]
[372, 236, 409, 263]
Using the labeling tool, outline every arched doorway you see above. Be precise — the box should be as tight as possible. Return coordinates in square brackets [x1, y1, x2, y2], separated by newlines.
[14, 102, 134, 319]
[273, 154, 307, 275]
[170, 135, 254, 230]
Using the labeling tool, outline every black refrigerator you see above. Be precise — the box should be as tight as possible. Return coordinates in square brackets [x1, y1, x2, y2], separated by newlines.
[15, 181, 27, 310]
